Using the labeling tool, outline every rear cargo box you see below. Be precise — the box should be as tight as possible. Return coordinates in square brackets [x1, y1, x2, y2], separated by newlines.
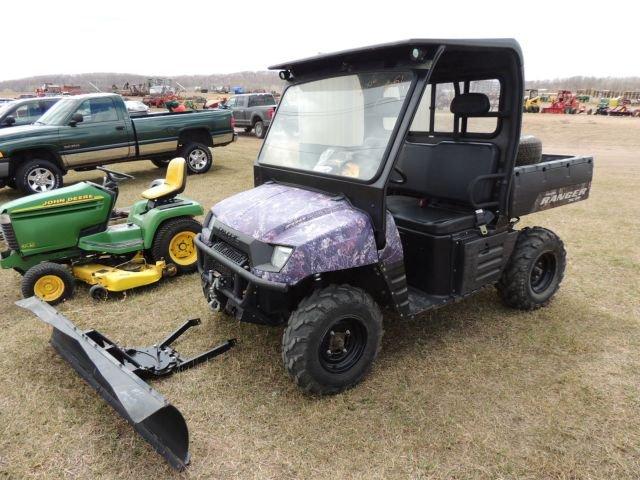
[509, 155, 594, 217]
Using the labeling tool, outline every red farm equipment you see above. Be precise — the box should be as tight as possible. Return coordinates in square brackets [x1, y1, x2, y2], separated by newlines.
[542, 90, 581, 114]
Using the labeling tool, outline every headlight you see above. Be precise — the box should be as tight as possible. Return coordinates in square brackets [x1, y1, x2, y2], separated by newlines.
[271, 246, 293, 271]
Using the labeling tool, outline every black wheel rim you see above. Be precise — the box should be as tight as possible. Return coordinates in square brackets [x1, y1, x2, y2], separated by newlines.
[318, 317, 367, 374]
[530, 251, 557, 294]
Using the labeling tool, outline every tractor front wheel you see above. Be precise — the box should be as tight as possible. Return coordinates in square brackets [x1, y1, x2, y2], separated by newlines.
[22, 262, 75, 305]
[282, 284, 383, 395]
[151, 217, 202, 273]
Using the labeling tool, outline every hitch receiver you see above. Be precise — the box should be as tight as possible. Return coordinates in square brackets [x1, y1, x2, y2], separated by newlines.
[16, 297, 236, 470]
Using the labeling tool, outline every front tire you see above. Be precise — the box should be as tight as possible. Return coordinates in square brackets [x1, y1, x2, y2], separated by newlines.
[151, 217, 202, 273]
[282, 284, 383, 395]
[497, 227, 566, 310]
[21, 262, 75, 305]
[16, 159, 63, 194]
[180, 142, 212, 174]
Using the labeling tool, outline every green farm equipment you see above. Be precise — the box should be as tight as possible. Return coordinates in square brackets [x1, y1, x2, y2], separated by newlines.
[1, 157, 203, 302]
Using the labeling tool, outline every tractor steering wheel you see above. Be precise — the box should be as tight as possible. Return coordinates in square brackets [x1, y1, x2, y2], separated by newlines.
[96, 166, 134, 193]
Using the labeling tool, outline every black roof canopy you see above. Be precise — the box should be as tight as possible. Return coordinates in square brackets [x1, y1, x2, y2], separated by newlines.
[269, 38, 523, 77]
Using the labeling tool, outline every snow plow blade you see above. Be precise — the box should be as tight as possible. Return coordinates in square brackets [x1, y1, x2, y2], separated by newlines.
[16, 297, 235, 471]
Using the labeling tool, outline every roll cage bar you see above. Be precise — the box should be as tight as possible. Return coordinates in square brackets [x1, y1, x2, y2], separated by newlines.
[254, 39, 524, 249]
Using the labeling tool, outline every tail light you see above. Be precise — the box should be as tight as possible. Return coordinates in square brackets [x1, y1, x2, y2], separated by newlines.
[268, 107, 275, 119]
[230, 116, 236, 128]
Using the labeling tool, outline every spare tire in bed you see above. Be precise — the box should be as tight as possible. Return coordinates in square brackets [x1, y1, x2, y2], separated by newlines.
[516, 135, 543, 166]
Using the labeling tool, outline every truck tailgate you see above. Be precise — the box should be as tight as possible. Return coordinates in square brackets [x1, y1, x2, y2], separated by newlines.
[510, 154, 594, 217]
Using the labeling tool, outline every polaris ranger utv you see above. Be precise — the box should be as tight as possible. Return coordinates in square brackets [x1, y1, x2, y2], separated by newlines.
[15, 39, 594, 471]
[196, 39, 593, 395]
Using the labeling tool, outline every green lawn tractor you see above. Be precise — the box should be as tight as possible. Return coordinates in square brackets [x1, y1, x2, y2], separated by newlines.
[0, 157, 203, 303]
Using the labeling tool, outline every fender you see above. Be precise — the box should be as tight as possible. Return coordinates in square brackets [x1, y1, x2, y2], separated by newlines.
[128, 197, 204, 249]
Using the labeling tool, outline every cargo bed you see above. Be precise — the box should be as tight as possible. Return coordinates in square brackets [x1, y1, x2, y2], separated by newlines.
[510, 154, 594, 217]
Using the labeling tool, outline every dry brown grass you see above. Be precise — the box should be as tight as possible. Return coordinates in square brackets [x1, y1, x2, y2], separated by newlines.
[1, 115, 639, 479]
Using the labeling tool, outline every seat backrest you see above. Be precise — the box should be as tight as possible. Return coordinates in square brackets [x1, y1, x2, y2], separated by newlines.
[165, 157, 187, 192]
[141, 157, 187, 201]
[394, 141, 499, 205]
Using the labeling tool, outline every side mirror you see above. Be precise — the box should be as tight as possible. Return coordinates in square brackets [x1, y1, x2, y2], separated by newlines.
[4, 116, 16, 126]
[69, 113, 84, 126]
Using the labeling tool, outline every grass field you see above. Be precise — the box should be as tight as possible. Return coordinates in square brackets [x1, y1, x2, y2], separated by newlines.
[1, 114, 639, 479]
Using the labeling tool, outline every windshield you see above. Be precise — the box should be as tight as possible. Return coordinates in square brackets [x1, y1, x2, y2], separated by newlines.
[36, 97, 78, 125]
[0, 101, 16, 116]
[258, 71, 412, 181]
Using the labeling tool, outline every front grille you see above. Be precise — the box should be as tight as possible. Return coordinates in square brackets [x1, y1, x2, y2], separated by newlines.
[211, 240, 248, 267]
[0, 223, 19, 251]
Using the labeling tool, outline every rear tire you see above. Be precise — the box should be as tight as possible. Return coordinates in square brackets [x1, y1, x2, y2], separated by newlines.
[282, 284, 383, 395]
[151, 158, 171, 168]
[180, 142, 212, 174]
[497, 227, 566, 310]
[151, 217, 202, 273]
[515, 135, 543, 166]
[254, 120, 266, 139]
[16, 159, 63, 194]
[21, 262, 75, 305]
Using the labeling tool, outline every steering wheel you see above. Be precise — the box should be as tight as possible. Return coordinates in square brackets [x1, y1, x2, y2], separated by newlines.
[97, 166, 134, 183]
[96, 166, 134, 193]
[389, 166, 407, 185]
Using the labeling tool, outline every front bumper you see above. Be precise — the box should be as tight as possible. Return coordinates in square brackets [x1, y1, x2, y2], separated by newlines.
[195, 233, 290, 324]
[194, 234, 287, 292]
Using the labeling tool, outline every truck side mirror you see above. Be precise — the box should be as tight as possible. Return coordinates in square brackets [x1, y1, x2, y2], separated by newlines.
[69, 113, 84, 126]
[4, 116, 16, 126]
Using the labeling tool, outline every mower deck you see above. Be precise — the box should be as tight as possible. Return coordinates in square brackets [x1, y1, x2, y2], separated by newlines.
[72, 257, 169, 293]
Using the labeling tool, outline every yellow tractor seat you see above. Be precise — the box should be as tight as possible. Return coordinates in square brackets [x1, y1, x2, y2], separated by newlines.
[141, 157, 187, 201]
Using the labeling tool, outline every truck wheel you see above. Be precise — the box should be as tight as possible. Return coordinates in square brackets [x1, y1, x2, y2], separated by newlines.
[180, 142, 212, 174]
[151, 158, 171, 168]
[515, 135, 542, 166]
[254, 120, 266, 139]
[497, 227, 566, 310]
[282, 284, 383, 395]
[151, 217, 202, 273]
[16, 159, 63, 194]
[21, 262, 75, 305]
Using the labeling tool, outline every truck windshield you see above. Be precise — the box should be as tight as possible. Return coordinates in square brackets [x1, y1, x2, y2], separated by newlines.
[258, 71, 412, 181]
[36, 98, 79, 125]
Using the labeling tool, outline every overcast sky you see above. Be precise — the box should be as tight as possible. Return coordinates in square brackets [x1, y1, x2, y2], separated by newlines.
[2, 0, 637, 81]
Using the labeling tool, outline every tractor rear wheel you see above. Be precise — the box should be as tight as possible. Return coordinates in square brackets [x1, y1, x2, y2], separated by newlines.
[22, 262, 75, 305]
[151, 217, 202, 273]
[282, 284, 383, 395]
[497, 227, 566, 310]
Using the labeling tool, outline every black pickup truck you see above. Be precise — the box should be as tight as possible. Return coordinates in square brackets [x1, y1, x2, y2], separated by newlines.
[0, 93, 235, 194]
